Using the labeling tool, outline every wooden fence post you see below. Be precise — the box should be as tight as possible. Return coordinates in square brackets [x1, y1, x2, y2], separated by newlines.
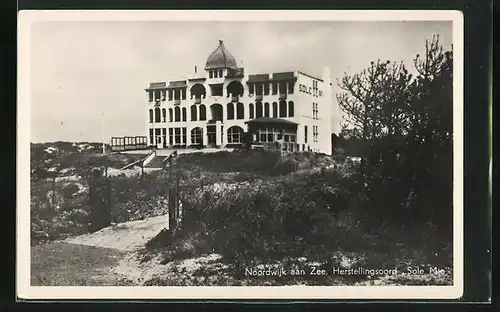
[168, 157, 177, 231]
[104, 177, 112, 228]
[89, 170, 112, 233]
[51, 174, 56, 211]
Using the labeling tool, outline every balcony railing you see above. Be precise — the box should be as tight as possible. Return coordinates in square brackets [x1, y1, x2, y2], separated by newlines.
[255, 94, 263, 101]
[278, 93, 288, 100]
[174, 99, 181, 105]
[194, 97, 202, 104]
[231, 95, 239, 102]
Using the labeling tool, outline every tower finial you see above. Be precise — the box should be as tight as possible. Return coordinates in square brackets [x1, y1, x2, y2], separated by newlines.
[219, 39, 223, 45]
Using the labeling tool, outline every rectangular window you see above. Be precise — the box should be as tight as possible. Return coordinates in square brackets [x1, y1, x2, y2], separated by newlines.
[256, 83, 263, 95]
[210, 84, 223, 96]
[168, 90, 173, 101]
[279, 82, 287, 94]
[182, 127, 187, 145]
[260, 133, 267, 142]
[304, 126, 308, 144]
[209, 71, 213, 79]
[219, 69, 223, 78]
[264, 83, 270, 95]
[272, 82, 278, 95]
[161, 90, 166, 100]
[284, 135, 289, 143]
[174, 128, 181, 145]
[169, 128, 173, 145]
[267, 133, 274, 142]
[148, 91, 153, 102]
[249, 84, 254, 94]
[154, 91, 160, 101]
[181, 88, 186, 100]
[288, 81, 294, 94]
[155, 129, 161, 145]
[149, 129, 154, 145]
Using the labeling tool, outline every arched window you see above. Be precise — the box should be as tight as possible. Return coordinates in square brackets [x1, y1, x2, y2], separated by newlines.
[226, 81, 244, 97]
[149, 109, 153, 123]
[199, 105, 207, 121]
[279, 100, 287, 118]
[191, 127, 203, 145]
[227, 103, 235, 120]
[190, 105, 197, 121]
[174, 107, 181, 122]
[190, 83, 206, 100]
[272, 102, 278, 118]
[154, 107, 161, 123]
[236, 102, 244, 119]
[162, 108, 166, 122]
[169, 108, 173, 122]
[256, 102, 263, 118]
[288, 101, 294, 117]
[227, 126, 244, 144]
[249, 103, 254, 119]
[182, 108, 187, 121]
[264, 102, 270, 117]
[210, 104, 223, 121]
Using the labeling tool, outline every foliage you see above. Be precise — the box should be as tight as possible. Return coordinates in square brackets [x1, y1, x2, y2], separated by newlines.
[336, 35, 453, 234]
[180, 170, 357, 264]
[176, 150, 298, 176]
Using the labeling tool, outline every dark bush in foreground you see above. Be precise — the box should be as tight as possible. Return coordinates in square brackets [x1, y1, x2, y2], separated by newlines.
[181, 170, 357, 264]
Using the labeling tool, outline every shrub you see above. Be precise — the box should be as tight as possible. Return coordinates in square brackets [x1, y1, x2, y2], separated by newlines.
[60, 183, 80, 199]
[181, 170, 355, 264]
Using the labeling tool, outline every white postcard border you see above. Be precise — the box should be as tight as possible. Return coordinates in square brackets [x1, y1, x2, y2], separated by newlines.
[17, 9, 464, 300]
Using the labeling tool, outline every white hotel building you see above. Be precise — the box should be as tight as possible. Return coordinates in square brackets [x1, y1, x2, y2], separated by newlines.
[145, 40, 341, 155]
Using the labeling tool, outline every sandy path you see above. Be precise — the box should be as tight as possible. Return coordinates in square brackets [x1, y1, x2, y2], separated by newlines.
[63, 215, 168, 252]
[31, 242, 133, 286]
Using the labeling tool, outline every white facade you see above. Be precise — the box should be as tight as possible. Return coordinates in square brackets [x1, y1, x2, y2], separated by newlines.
[145, 41, 340, 155]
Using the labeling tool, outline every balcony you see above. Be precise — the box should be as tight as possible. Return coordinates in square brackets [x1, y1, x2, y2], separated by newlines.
[279, 93, 288, 100]
[174, 99, 181, 105]
[226, 67, 244, 78]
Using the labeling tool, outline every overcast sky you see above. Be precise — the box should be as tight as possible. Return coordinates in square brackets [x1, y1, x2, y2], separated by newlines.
[29, 20, 452, 143]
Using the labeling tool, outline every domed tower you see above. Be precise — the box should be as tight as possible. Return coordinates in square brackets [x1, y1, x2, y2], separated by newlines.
[205, 40, 238, 70]
[205, 40, 240, 82]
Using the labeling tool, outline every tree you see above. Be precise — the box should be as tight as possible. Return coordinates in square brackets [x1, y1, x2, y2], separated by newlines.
[336, 35, 453, 231]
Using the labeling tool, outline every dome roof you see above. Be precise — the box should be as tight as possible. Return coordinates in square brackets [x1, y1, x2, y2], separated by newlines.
[205, 40, 237, 70]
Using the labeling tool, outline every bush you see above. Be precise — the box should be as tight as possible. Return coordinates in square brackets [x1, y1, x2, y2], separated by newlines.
[176, 150, 297, 176]
[61, 183, 80, 199]
[181, 171, 355, 264]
